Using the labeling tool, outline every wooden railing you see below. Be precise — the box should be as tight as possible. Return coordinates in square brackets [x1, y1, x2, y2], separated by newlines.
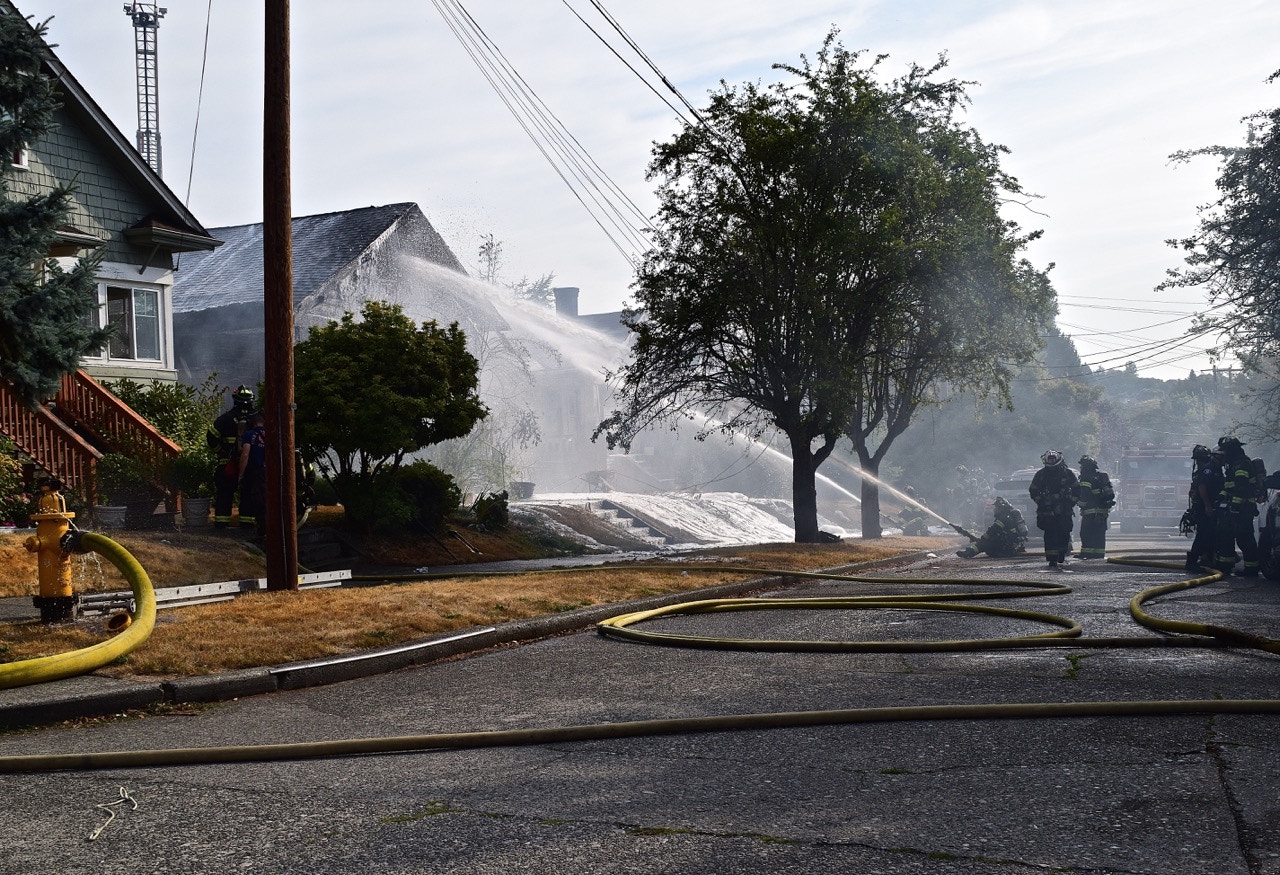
[0, 377, 102, 498]
[53, 370, 180, 484]
[0, 370, 182, 504]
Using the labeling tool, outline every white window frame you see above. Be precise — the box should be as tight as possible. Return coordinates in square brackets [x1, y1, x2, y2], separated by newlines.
[1, 110, 27, 169]
[83, 280, 167, 367]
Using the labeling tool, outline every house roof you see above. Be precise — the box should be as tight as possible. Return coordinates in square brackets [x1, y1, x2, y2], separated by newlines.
[172, 202, 460, 313]
[3, 0, 217, 247]
[575, 311, 631, 343]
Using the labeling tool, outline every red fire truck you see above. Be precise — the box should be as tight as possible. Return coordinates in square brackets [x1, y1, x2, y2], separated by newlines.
[1115, 445, 1193, 533]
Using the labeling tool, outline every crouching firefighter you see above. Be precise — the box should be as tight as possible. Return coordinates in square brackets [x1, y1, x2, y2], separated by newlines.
[956, 497, 1029, 558]
[1075, 455, 1115, 559]
[1214, 435, 1263, 576]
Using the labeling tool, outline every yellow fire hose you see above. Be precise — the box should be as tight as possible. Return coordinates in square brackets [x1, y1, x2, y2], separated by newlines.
[0, 532, 155, 691]
[3, 550, 1279, 774]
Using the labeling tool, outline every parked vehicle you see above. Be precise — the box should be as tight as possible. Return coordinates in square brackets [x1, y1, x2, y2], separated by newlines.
[1115, 445, 1192, 533]
[1256, 473, 1280, 580]
[992, 467, 1040, 530]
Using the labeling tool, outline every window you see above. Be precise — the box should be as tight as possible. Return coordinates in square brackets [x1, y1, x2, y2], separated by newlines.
[1, 111, 26, 169]
[90, 284, 162, 362]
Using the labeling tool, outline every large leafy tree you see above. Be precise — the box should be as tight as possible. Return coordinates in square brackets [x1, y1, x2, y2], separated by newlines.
[0, 11, 108, 403]
[597, 30, 1037, 542]
[842, 112, 1056, 537]
[1161, 75, 1280, 434]
[294, 301, 488, 504]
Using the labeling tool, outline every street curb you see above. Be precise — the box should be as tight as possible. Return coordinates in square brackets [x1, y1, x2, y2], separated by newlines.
[0, 548, 942, 730]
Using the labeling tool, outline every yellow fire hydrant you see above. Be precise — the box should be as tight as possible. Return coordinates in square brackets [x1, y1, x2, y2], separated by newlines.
[24, 480, 76, 624]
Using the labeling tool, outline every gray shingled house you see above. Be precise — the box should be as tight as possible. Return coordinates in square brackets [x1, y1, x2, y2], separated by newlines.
[171, 203, 463, 390]
[171, 202, 611, 493]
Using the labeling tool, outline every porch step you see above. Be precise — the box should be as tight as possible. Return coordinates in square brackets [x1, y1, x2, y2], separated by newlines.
[589, 500, 677, 546]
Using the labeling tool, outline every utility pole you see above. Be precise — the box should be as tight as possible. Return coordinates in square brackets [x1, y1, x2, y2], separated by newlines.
[263, 2, 298, 590]
[122, 2, 166, 176]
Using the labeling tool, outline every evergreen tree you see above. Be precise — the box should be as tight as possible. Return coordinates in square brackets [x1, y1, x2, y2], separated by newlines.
[0, 10, 108, 404]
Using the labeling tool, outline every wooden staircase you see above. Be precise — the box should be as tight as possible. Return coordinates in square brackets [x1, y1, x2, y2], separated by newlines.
[0, 369, 180, 503]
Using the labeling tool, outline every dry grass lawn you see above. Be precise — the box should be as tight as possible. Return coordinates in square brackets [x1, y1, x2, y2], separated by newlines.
[0, 530, 954, 679]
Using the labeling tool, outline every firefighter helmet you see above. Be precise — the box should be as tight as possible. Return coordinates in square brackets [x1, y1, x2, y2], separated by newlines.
[233, 385, 255, 406]
[1192, 444, 1212, 461]
[1078, 455, 1097, 469]
[1217, 435, 1244, 452]
[1041, 450, 1064, 467]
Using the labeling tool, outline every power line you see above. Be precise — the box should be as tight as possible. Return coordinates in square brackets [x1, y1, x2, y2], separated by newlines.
[429, 0, 652, 266]
[445, 0, 650, 253]
[556, 0, 696, 127]
[184, 0, 214, 207]
[1057, 293, 1208, 306]
[583, 0, 707, 125]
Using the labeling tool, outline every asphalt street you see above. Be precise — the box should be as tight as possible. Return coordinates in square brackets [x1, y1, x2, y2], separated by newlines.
[1, 531, 1279, 874]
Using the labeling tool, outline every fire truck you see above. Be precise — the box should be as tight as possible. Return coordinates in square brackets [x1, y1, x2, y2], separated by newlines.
[1115, 445, 1193, 533]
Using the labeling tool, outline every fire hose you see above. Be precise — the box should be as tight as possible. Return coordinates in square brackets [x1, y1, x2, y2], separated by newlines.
[4, 550, 1280, 773]
[0, 531, 155, 691]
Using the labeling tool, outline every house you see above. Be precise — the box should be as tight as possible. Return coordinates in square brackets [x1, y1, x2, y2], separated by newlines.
[3, 0, 220, 385]
[170, 203, 464, 391]
[171, 202, 620, 493]
[0, 1, 220, 499]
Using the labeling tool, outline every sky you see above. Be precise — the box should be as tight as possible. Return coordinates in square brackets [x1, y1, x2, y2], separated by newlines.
[14, 0, 1280, 380]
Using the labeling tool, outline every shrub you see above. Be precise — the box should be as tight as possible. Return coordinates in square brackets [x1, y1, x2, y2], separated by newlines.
[95, 452, 161, 506]
[105, 374, 226, 449]
[332, 470, 412, 534]
[472, 490, 510, 531]
[165, 445, 217, 498]
[395, 461, 462, 531]
[0, 439, 32, 527]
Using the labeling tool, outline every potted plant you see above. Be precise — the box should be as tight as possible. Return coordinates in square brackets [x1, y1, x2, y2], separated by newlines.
[166, 445, 216, 527]
[95, 452, 164, 528]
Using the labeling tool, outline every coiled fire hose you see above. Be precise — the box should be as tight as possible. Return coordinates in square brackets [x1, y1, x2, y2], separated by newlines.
[0, 531, 155, 691]
[3, 552, 1280, 774]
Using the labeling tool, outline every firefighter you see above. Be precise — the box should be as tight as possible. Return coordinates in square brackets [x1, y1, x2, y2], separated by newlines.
[1185, 444, 1222, 573]
[897, 486, 931, 536]
[237, 411, 267, 536]
[1075, 455, 1115, 559]
[206, 385, 256, 528]
[1029, 449, 1078, 569]
[1214, 435, 1262, 576]
[956, 496, 1028, 558]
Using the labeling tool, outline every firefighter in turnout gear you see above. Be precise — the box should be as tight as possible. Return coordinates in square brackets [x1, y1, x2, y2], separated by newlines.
[1030, 449, 1078, 568]
[206, 385, 257, 528]
[1214, 435, 1262, 576]
[1185, 444, 1223, 573]
[1075, 455, 1115, 559]
[956, 497, 1029, 558]
[896, 486, 931, 536]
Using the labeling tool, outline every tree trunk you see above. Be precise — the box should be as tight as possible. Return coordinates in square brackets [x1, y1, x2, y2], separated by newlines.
[860, 462, 883, 539]
[789, 432, 821, 543]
